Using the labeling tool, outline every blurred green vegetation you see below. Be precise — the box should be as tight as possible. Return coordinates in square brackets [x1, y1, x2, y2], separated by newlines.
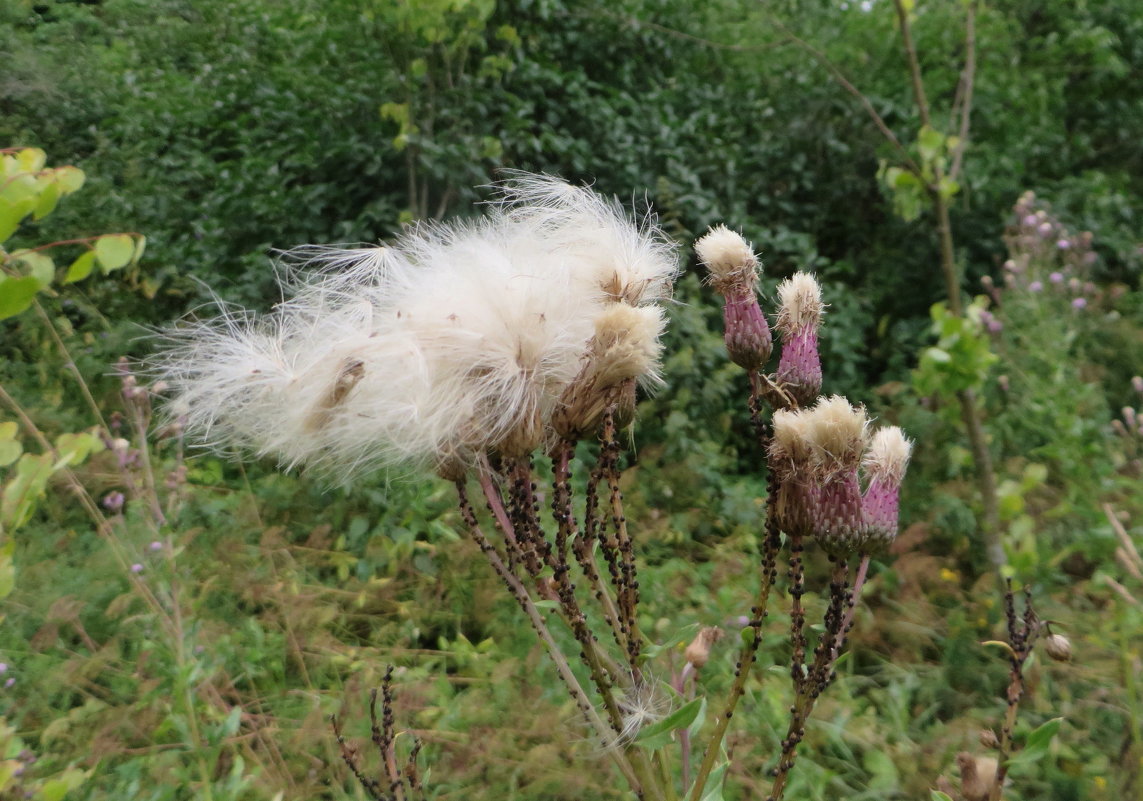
[1, 0, 1142, 799]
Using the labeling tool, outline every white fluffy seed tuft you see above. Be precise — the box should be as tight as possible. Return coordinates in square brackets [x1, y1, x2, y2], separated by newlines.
[156, 174, 679, 479]
[775, 272, 823, 334]
[862, 426, 913, 486]
[694, 224, 758, 293]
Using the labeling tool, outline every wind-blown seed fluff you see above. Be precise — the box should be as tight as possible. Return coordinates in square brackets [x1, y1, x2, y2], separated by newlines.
[157, 174, 680, 479]
[862, 427, 913, 486]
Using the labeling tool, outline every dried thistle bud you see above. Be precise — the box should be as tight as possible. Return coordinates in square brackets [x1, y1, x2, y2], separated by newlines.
[552, 304, 665, 441]
[775, 273, 823, 405]
[1043, 633, 1072, 662]
[860, 426, 913, 550]
[695, 225, 758, 296]
[684, 626, 725, 669]
[956, 752, 998, 801]
[979, 728, 1000, 749]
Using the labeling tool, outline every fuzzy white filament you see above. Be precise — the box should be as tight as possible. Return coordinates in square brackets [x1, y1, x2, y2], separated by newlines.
[157, 175, 679, 479]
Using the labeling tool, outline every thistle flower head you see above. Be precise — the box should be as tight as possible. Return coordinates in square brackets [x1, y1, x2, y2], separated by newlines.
[803, 395, 869, 480]
[694, 225, 758, 295]
[775, 272, 823, 335]
[862, 426, 913, 488]
[157, 174, 678, 480]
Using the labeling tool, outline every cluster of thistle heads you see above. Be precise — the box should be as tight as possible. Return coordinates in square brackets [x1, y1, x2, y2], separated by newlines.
[695, 226, 912, 557]
[991, 191, 1101, 311]
[159, 174, 677, 480]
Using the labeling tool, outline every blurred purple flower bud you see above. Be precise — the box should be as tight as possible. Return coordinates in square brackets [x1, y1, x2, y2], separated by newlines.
[0, 663, 7, 674]
[102, 491, 125, 512]
[130, 563, 144, 574]
[1029, 281, 1043, 292]
[4, 678, 14, 688]
[733, 615, 750, 628]
[1003, 259, 1017, 272]
[1038, 222, 1053, 237]
[1083, 251, 1097, 265]
[1049, 272, 1064, 284]
[1022, 214, 1037, 227]
[987, 319, 1003, 333]
[150, 541, 163, 552]
[1071, 297, 1087, 310]
[1132, 376, 1143, 394]
[998, 375, 1010, 392]
[1068, 277, 1081, 291]
[1056, 239, 1070, 250]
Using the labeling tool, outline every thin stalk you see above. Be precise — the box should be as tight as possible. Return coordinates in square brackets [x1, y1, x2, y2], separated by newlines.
[454, 482, 644, 794]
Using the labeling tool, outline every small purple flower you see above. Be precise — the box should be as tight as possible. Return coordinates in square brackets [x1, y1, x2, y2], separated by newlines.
[1132, 376, 1143, 394]
[130, 563, 144, 574]
[1022, 214, 1037, 227]
[102, 492, 125, 512]
[1071, 297, 1087, 310]
[0, 663, 7, 674]
[1003, 259, 1018, 272]
[1049, 272, 1064, 284]
[4, 678, 14, 689]
[150, 541, 163, 552]
[1038, 222, 1053, 237]
[1029, 281, 1043, 292]
[987, 319, 1003, 333]
[1056, 239, 1071, 250]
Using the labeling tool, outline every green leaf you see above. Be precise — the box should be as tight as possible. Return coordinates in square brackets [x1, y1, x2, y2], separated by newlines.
[133, 234, 147, 263]
[1, 453, 54, 531]
[0, 197, 31, 243]
[64, 250, 97, 284]
[15, 147, 46, 173]
[692, 761, 728, 801]
[33, 179, 61, 220]
[0, 422, 21, 468]
[931, 792, 955, 801]
[54, 166, 85, 194]
[0, 173, 37, 206]
[12, 250, 55, 287]
[635, 696, 704, 747]
[94, 234, 135, 273]
[1007, 717, 1063, 767]
[54, 431, 105, 470]
[686, 696, 707, 739]
[0, 541, 14, 601]
[0, 275, 42, 320]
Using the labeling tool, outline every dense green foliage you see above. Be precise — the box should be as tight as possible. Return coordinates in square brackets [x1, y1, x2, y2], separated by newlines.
[2, 0, 1142, 799]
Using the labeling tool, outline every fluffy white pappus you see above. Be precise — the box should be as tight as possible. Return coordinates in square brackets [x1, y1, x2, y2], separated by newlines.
[862, 426, 913, 486]
[157, 174, 677, 479]
[802, 395, 869, 475]
[490, 172, 680, 307]
[694, 224, 758, 293]
[775, 272, 824, 334]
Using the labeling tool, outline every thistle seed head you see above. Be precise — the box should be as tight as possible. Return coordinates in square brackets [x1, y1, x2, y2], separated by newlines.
[694, 225, 759, 296]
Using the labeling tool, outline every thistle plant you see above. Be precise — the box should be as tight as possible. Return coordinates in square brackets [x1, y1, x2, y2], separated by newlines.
[158, 180, 913, 800]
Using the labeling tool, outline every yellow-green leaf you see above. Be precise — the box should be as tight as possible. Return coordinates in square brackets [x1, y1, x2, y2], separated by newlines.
[1, 453, 54, 531]
[0, 173, 37, 206]
[64, 250, 97, 284]
[33, 179, 61, 220]
[94, 233, 135, 273]
[12, 250, 55, 287]
[0, 197, 30, 242]
[0, 422, 21, 468]
[0, 275, 41, 319]
[55, 165, 85, 194]
[0, 541, 13, 601]
[15, 147, 46, 173]
[133, 234, 147, 263]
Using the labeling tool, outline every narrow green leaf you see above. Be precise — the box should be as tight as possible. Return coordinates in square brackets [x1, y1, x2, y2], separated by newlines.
[635, 696, 704, 744]
[94, 233, 135, 273]
[931, 792, 955, 801]
[64, 250, 97, 284]
[133, 234, 147, 263]
[0, 275, 41, 319]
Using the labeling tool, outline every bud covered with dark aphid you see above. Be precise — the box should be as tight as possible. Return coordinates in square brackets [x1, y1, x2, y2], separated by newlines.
[552, 303, 665, 442]
[1043, 633, 1072, 662]
[695, 226, 772, 370]
[802, 396, 868, 556]
[859, 426, 913, 551]
[768, 407, 818, 538]
[775, 273, 823, 405]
